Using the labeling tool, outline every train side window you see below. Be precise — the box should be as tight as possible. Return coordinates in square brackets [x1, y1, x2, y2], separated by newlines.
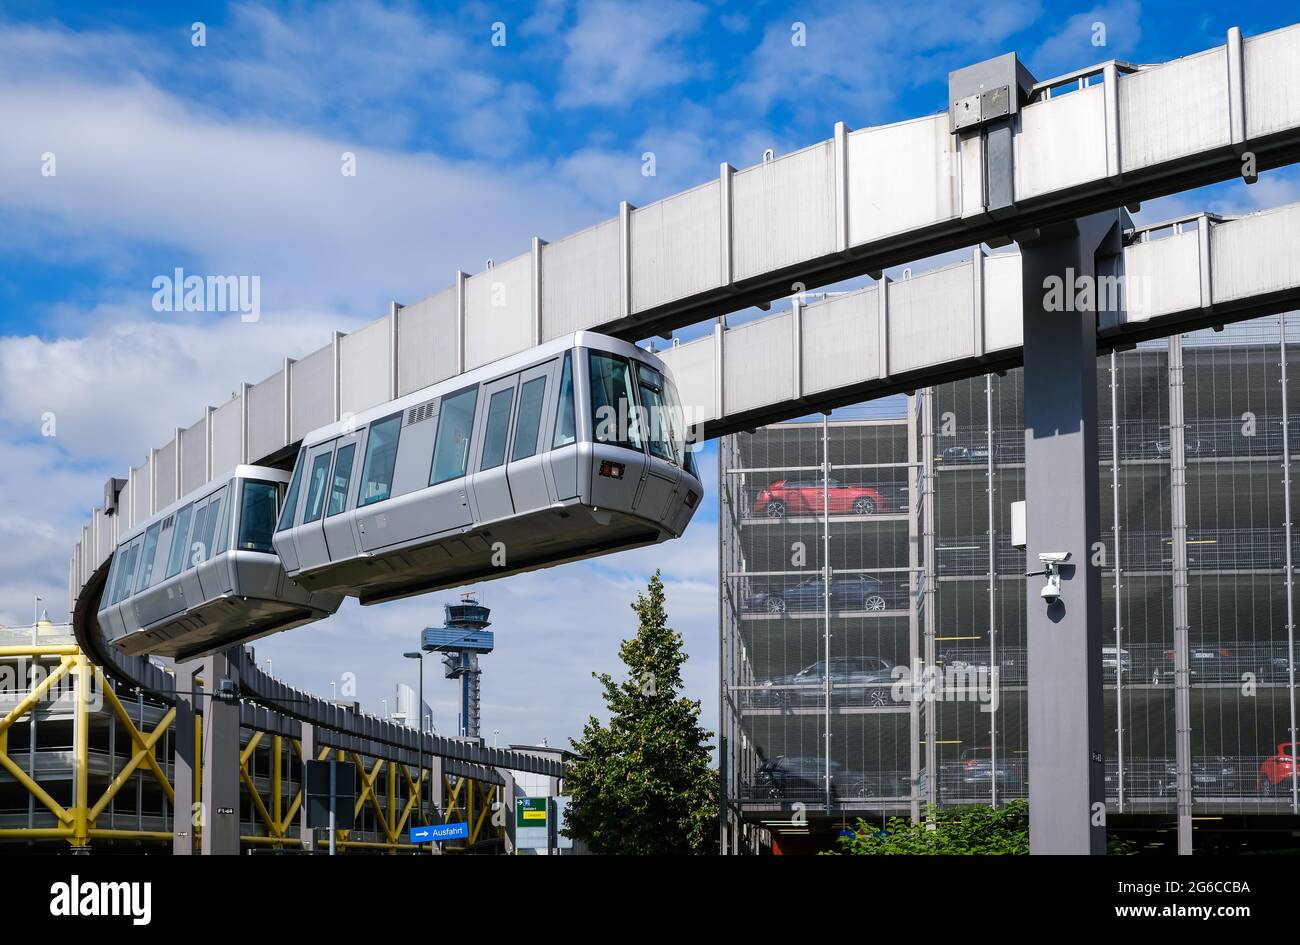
[186, 503, 209, 570]
[512, 376, 547, 460]
[102, 551, 122, 608]
[213, 487, 232, 555]
[590, 351, 643, 449]
[134, 522, 163, 593]
[303, 452, 334, 523]
[359, 414, 403, 506]
[277, 451, 305, 532]
[112, 537, 144, 603]
[327, 444, 357, 516]
[480, 387, 515, 471]
[238, 480, 280, 553]
[430, 388, 478, 485]
[553, 352, 576, 448]
[198, 488, 226, 562]
[165, 504, 194, 579]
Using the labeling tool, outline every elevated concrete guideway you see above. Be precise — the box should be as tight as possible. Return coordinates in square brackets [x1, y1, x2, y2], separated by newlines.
[61, 23, 1300, 845]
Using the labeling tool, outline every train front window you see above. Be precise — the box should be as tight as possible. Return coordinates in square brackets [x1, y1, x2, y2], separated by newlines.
[198, 488, 226, 562]
[238, 480, 280, 553]
[590, 352, 643, 450]
[553, 352, 576, 448]
[359, 413, 402, 505]
[430, 388, 477, 485]
[635, 363, 676, 463]
[303, 452, 333, 523]
[277, 451, 305, 532]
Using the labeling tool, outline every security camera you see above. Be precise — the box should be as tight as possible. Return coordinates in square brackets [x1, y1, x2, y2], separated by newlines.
[1035, 552, 1070, 603]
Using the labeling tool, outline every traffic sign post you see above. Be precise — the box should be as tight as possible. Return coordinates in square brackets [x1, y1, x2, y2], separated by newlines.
[304, 759, 356, 855]
[514, 796, 548, 850]
[409, 822, 469, 844]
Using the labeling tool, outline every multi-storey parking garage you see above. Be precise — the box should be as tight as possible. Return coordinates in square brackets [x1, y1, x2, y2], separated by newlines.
[719, 313, 1300, 853]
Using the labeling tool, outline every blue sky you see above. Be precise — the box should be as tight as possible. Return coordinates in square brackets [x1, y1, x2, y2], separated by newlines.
[3, 0, 1300, 747]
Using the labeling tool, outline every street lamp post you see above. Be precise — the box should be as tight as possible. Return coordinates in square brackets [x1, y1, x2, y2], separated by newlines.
[404, 651, 425, 829]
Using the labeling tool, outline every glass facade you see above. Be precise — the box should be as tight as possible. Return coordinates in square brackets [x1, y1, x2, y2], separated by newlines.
[719, 314, 1300, 854]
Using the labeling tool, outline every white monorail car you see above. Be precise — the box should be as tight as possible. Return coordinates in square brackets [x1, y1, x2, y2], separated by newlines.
[98, 466, 344, 659]
[273, 331, 703, 604]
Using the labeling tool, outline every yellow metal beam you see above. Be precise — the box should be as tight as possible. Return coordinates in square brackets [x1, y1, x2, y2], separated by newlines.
[88, 706, 175, 821]
[0, 656, 71, 735]
[71, 655, 90, 849]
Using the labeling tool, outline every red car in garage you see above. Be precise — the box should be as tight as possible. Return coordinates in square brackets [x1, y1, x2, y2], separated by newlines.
[754, 478, 886, 518]
[1258, 743, 1298, 793]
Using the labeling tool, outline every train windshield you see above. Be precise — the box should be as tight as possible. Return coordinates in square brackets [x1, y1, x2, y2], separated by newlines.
[590, 352, 643, 450]
[635, 362, 679, 464]
[666, 375, 700, 479]
[238, 480, 280, 553]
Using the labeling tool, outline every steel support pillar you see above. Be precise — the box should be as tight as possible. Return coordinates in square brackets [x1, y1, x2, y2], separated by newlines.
[1019, 210, 1127, 854]
[200, 648, 241, 855]
[1167, 335, 1194, 854]
[298, 722, 316, 852]
[172, 661, 199, 855]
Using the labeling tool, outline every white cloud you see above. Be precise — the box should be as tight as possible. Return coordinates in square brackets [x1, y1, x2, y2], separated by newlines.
[1029, 0, 1142, 79]
[554, 0, 709, 108]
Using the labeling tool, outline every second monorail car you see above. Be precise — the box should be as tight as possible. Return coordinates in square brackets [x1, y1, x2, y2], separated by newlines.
[98, 466, 344, 660]
[273, 331, 703, 604]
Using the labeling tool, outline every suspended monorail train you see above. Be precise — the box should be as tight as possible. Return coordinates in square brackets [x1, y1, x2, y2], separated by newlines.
[97, 466, 345, 660]
[274, 331, 703, 604]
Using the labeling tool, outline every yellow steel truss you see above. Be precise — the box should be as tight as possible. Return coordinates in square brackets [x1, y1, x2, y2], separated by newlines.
[0, 643, 504, 853]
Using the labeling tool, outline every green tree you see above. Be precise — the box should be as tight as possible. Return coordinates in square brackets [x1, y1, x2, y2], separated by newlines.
[563, 571, 719, 854]
[829, 801, 1136, 854]
[830, 801, 1030, 855]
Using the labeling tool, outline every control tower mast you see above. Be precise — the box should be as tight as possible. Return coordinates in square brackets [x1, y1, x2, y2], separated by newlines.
[421, 593, 494, 739]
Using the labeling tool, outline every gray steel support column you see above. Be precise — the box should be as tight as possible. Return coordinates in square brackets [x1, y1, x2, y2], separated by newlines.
[1019, 211, 1123, 855]
[200, 648, 241, 855]
[496, 767, 516, 855]
[1110, 353, 1126, 813]
[921, 388, 938, 811]
[822, 415, 832, 811]
[1281, 314, 1299, 813]
[906, 394, 922, 822]
[986, 375, 999, 807]
[172, 662, 198, 855]
[298, 722, 316, 852]
[428, 755, 445, 856]
[1167, 335, 1194, 854]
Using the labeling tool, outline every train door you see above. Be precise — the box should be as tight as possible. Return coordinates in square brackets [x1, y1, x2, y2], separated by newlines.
[321, 435, 361, 561]
[469, 375, 518, 523]
[292, 440, 337, 571]
[506, 363, 554, 515]
[194, 484, 231, 599]
[546, 351, 580, 501]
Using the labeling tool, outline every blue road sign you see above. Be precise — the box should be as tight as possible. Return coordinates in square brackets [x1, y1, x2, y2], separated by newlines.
[409, 822, 470, 844]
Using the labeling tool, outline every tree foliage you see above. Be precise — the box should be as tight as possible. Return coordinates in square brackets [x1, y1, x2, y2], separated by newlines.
[562, 571, 719, 854]
[830, 801, 1030, 855]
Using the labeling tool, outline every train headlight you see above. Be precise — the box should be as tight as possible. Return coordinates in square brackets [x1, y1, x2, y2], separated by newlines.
[599, 460, 625, 480]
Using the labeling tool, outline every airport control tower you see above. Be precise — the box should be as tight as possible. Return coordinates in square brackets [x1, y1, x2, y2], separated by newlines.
[421, 594, 494, 739]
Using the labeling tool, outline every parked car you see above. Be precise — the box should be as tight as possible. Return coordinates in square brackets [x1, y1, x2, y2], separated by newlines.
[1258, 743, 1298, 793]
[1160, 756, 1241, 796]
[743, 574, 909, 614]
[943, 748, 1026, 793]
[754, 477, 887, 518]
[751, 656, 897, 708]
[1149, 438, 1215, 458]
[940, 443, 1007, 464]
[750, 756, 842, 800]
[1154, 645, 1234, 682]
